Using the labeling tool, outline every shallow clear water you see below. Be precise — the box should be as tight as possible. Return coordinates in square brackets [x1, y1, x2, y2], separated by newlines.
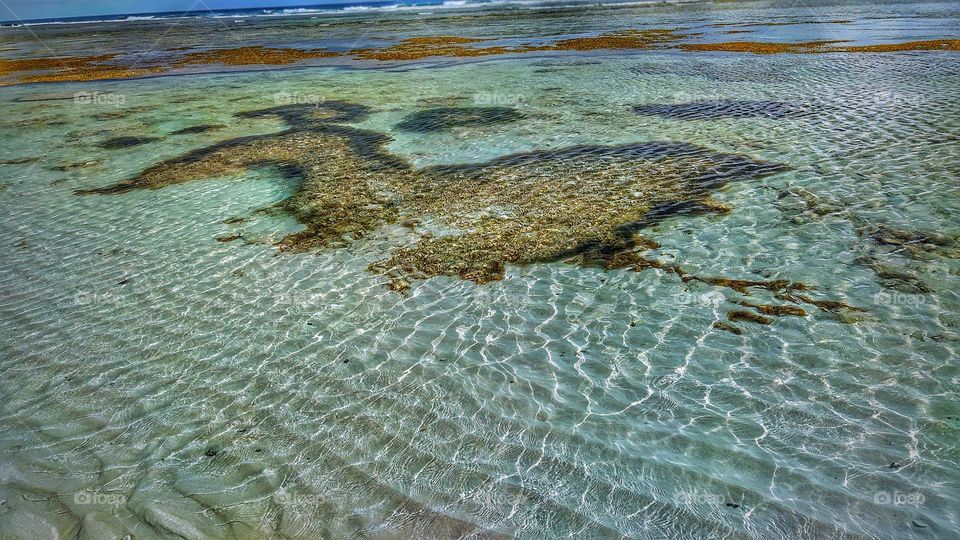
[1, 1, 959, 539]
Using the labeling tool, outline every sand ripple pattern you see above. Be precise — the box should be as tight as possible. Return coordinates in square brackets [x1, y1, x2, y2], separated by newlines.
[1, 17, 960, 540]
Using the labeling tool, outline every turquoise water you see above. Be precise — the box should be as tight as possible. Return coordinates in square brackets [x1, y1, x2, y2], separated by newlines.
[1, 1, 959, 538]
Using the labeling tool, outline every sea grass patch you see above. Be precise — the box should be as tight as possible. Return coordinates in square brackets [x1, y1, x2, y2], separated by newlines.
[395, 106, 525, 133]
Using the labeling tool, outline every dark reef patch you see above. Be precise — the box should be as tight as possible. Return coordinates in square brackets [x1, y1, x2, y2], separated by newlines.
[172, 124, 225, 135]
[395, 106, 524, 133]
[632, 100, 815, 120]
[98, 136, 160, 150]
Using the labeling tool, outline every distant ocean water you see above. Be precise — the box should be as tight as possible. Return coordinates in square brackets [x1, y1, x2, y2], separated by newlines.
[0, 0, 688, 26]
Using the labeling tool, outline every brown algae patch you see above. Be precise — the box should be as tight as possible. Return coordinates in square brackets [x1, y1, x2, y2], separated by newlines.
[727, 309, 774, 325]
[0, 54, 118, 76]
[681, 39, 960, 54]
[169, 46, 339, 66]
[350, 36, 504, 61]
[0, 53, 163, 84]
[3, 33, 959, 85]
[349, 30, 684, 61]
[841, 40, 960, 52]
[0, 46, 336, 85]
[546, 29, 684, 51]
[680, 40, 849, 54]
[734, 300, 807, 317]
[77, 100, 790, 289]
[597, 253, 859, 321]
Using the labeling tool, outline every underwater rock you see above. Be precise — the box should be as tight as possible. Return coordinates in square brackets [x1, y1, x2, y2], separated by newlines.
[734, 300, 807, 317]
[712, 321, 743, 335]
[728, 310, 774, 325]
[683, 276, 807, 295]
[776, 187, 844, 217]
[871, 262, 931, 293]
[633, 100, 815, 120]
[775, 292, 865, 315]
[215, 233, 243, 243]
[98, 136, 160, 150]
[867, 225, 955, 251]
[395, 106, 524, 133]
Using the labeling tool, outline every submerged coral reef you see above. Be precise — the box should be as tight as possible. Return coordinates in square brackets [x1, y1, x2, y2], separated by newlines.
[78, 101, 787, 283]
[78, 100, 869, 329]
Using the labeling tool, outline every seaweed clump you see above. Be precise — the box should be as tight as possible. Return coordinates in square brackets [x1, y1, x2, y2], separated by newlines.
[77, 100, 791, 291]
[169, 46, 338, 66]
[350, 30, 685, 61]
